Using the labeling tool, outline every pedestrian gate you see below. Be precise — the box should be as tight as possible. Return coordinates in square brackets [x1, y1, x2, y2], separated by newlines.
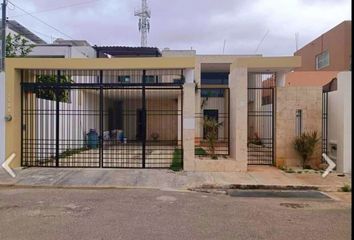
[247, 72, 275, 165]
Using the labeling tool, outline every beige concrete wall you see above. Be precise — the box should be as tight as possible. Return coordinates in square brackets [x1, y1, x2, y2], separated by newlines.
[275, 86, 322, 168]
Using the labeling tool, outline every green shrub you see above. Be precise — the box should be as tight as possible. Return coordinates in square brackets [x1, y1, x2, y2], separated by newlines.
[35, 75, 74, 102]
[340, 184, 351, 192]
[170, 148, 183, 171]
[195, 147, 207, 156]
[293, 131, 320, 168]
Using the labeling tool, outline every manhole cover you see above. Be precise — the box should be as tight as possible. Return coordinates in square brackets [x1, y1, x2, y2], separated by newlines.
[280, 203, 310, 209]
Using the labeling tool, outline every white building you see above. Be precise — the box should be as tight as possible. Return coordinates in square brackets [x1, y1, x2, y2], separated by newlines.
[6, 20, 96, 58]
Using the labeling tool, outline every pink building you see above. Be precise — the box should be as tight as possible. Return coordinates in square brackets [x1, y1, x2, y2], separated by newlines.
[294, 21, 351, 71]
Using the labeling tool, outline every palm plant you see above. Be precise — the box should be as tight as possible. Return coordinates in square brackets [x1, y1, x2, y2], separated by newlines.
[293, 131, 320, 168]
[203, 117, 223, 159]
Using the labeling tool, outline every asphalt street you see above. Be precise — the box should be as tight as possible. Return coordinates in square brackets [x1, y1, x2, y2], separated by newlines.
[0, 188, 351, 240]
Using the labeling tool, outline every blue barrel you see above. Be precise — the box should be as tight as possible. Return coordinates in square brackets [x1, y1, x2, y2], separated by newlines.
[86, 129, 98, 149]
[118, 130, 124, 143]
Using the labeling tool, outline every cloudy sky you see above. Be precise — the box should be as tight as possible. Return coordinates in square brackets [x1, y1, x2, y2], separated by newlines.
[6, 0, 352, 56]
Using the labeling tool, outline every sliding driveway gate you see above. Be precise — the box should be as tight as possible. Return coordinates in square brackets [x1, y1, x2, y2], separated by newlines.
[21, 69, 183, 168]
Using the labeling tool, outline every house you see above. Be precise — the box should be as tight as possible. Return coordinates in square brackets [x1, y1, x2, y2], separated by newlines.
[282, 21, 352, 174]
[294, 20, 351, 71]
[3, 54, 311, 172]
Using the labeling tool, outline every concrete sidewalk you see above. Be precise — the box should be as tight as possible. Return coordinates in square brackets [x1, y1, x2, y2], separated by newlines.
[0, 166, 351, 191]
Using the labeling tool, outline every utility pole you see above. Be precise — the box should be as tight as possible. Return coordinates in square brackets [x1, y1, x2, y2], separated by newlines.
[1, 0, 7, 71]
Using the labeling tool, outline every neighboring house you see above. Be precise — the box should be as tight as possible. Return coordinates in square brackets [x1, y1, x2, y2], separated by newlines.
[6, 20, 96, 58]
[4, 54, 306, 173]
[6, 20, 46, 44]
[30, 39, 96, 58]
[294, 20, 351, 71]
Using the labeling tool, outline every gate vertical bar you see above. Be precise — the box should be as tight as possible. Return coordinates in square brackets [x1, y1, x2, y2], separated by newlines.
[99, 70, 103, 167]
[181, 86, 184, 168]
[55, 70, 61, 167]
[272, 87, 275, 165]
[227, 88, 230, 155]
[142, 70, 146, 168]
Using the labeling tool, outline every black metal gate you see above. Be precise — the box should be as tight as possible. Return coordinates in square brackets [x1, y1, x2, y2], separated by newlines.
[21, 69, 183, 168]
[322, 91, 328, 159]
[247, 73, 275, 165]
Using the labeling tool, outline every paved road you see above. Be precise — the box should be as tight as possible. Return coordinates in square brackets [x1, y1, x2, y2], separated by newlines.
[0, 188, 351, 240]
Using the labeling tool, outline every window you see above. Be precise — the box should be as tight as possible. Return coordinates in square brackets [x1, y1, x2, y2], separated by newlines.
[118, 75, 130, 83]
[295, 109, 302, 136]
[145, 75, 158, 84]
[201, 72, 229, 85]
[316, 51, 329, 70]
[201, 89, 225, 98]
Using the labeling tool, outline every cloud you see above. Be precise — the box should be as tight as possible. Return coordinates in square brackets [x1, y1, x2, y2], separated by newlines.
[7, 0, 352, 55]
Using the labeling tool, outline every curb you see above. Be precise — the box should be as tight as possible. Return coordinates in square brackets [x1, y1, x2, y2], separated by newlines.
[0, 183, 345, 193]
[0, 183, 191, 192]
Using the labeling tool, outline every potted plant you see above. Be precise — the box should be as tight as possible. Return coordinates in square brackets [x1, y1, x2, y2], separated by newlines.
[151, 132, 159, 142]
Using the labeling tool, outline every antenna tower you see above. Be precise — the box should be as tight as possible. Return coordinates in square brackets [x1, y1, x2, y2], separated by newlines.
[134, 0, 151, 47]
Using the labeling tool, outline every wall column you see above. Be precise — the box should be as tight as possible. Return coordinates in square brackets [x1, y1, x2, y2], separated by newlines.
[182, 83, 195, 171]
[229, 67, 248, 169]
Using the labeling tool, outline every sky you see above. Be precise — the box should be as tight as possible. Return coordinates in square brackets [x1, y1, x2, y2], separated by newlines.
[6, 0, 352, 56]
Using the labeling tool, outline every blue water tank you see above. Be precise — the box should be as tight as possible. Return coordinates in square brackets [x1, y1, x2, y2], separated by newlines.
[86, 129, 98, 149]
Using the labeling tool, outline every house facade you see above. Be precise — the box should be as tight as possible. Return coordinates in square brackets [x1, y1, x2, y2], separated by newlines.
[3, 55, 304, 172]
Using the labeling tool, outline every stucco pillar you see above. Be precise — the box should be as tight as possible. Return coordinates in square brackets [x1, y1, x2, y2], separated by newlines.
[182, 83, 195, 171]
[229, 67, 248, 169]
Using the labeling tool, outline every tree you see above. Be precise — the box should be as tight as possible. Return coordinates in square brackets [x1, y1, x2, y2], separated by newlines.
[6, 33, 34, 57]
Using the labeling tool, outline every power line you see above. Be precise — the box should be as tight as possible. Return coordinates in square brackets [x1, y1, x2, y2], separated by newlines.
[7, 0, 75, 40]
[8, 0, 101, 18]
